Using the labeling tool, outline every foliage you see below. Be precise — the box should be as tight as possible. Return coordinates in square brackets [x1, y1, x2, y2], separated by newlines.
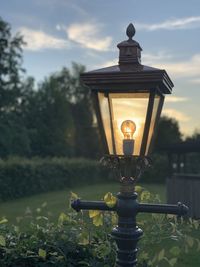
[184, 131, 200, 173]
[0, 200, 116, 267]
[154, 116, 182, 152]
[140, 153, 169, 183]
[185, 130, 200, 142]
[18, 63, 102, 159]
[0, 189, 199, 267]
[0, 17, 102, 159]
[0, 17, 31, 158]
[0, 154, 169, 204]
[0, 157, 111, 201]
[23, 74, 76, 157]
[0, 17, 25, 111]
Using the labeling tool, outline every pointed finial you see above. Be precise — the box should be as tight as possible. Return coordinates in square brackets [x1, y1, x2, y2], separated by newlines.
[126, 23, 135, 40]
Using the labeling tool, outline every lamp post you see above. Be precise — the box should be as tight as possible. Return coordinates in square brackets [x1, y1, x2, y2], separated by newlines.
[71, 23, 188, 267]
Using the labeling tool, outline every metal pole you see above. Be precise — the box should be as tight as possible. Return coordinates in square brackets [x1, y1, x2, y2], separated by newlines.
[112, 192, 142, 267]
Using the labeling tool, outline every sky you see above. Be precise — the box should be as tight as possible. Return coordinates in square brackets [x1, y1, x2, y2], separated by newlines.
[1, 0, 200, 137]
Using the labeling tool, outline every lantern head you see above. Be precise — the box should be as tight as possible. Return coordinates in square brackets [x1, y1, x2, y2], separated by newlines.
[81, 23, 173, 157]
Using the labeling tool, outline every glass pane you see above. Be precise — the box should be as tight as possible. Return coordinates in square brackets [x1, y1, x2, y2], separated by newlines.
[109, 93, 149, 155]
[145, 94, 161, 155]
[98, 92, 113, 154]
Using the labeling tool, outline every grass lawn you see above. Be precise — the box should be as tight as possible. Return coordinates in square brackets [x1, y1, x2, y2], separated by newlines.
[0, 182, 165, 224]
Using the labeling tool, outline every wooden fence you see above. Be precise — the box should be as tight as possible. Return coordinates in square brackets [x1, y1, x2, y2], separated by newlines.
[167, 174, 200, 218]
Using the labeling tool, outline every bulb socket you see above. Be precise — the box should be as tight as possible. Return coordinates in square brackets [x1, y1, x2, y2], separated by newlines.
[123, 139, 134, 155]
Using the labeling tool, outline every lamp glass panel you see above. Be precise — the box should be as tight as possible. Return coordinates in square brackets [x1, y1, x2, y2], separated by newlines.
[145, 94, 161, 155]
[98, 92, 113, 154]
[109, 92, 149, 155]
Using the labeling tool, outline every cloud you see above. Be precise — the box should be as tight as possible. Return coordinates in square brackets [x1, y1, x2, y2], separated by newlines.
[136, 16, 200, 31]
[19, 27, 69, 51]
[142, 52, 172, 65]
[56, 24, 62, 31]
[142, 52, 200, 80]
[65, 23, 112, 51]
[162, 109, 190, 122]
[92, 51, 200, 83]
[189, 78, 200, 84]
[165, 96, 189, 103]
[98, 59, 118, 68]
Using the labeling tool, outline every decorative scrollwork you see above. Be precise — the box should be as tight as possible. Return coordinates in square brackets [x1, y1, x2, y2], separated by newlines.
[100, 155, 152, 185]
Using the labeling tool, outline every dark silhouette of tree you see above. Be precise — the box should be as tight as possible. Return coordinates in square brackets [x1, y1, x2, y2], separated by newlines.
[64, 63, 102, 158]
[27, 63, 102, 158]
[154, 116, 182, 152]
[186, 131, 200, 142]
[25, 75, 75, 157]
[0, 17, 25, 112]
[0, 17, 30, 157]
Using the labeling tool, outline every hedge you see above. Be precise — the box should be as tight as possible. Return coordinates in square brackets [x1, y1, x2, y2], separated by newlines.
[0, 157, 111, 202]
[0, 154, 168, 202]
[140, 154, 168, 184]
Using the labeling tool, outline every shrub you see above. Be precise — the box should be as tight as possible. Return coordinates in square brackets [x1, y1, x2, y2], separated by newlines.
[0, 206, 116, 267]
[140, 154, 168, 184]
[0, 157, 110, 201]
[0, 154, 169, 202]
[0, 189, 199, 267]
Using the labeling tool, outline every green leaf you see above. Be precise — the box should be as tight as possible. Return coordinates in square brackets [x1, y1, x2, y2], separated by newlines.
[70, 191, 78, 200]
[41, 202, 47, 208]
[49, 252, 58, 256]
[111, 213, 117, 225]
[95, 241, 111, 258]
[38, 248, 46, 260]
[170, 246, 181, 256]
[58, 212, 70, 224]
[89, 210, 101, 218]
[186, 236, 194, 247]
[169, 258, 177, 266]
[0, 235, 6, 247]
[104, 192, 117, 208]
[0, 218, 8, 224]
[89, 210, 103, 226]
[135, 185, 143, 194]
[141, 191, 151, 201]
[79, 237, 89, 245]
[78, 231, 90, 245]
[158, 249, 165, 261]
[36, 208, 41, 213]
[193, 220, 199, 230]
[93, 213, 103, 226]
[140, 251, 148, 260]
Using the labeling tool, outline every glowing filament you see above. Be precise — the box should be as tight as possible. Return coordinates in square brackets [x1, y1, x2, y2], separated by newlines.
[121, 120, 136, 139]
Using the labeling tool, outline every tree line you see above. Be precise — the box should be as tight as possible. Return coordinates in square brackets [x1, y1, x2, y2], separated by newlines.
[0, 17, 198, 159]
[0, 17, 102, 158]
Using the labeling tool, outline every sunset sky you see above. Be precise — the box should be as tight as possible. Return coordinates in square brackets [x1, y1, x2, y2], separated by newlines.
[1, 0, 200, 136]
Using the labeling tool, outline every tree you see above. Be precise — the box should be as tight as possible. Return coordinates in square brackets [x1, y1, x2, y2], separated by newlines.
[186, 130, 200, 142]
[0, 17, 25, 112]
[0, 17, 101, 158]
[154, 116, 182, 152]
[22, 75, 75, 157]
[63, 63, 102, 158]
[0, 17, 30, 157]
[28, 63, 102, 158]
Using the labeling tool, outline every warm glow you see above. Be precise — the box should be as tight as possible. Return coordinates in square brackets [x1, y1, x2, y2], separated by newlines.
[98, 92, 150, 155]
[121, 120, 136, 139]
[109, 93, 149, 155]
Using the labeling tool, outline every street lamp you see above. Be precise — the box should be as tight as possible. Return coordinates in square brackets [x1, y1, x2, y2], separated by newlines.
[72, 23, 188, 267]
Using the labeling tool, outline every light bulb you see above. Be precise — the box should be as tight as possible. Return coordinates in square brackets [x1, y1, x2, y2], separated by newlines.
[121, 120, 136, 140]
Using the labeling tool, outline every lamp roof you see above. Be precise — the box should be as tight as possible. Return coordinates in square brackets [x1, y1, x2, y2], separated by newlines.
[81, 23, 174, 94]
